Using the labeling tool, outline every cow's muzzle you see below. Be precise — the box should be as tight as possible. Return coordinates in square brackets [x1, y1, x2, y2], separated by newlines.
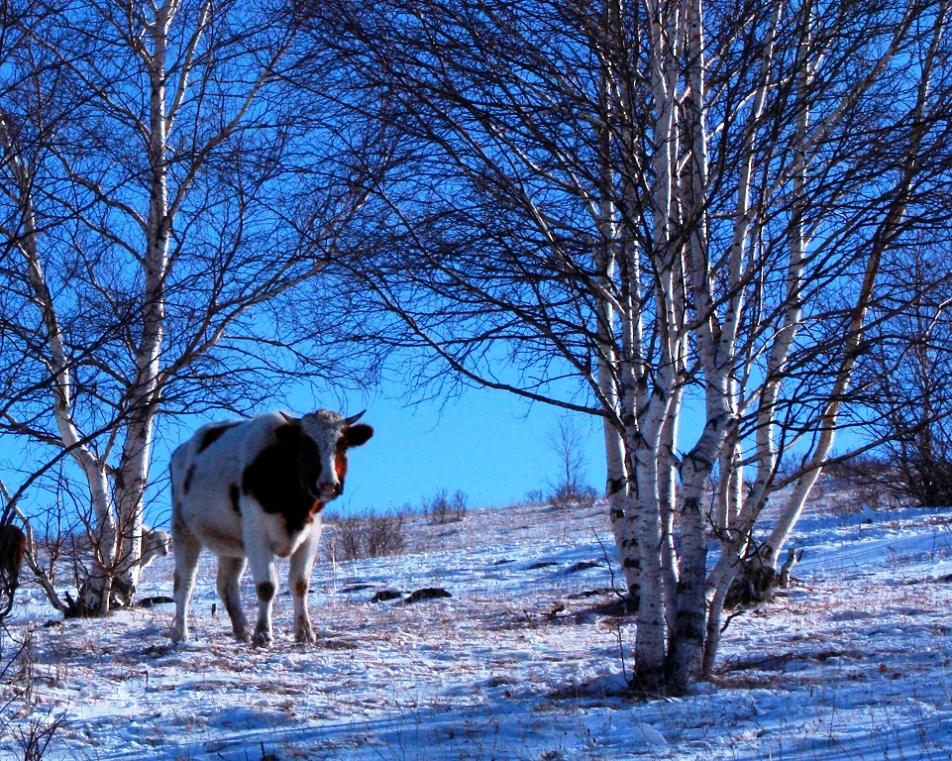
[317, 481, 342, 500]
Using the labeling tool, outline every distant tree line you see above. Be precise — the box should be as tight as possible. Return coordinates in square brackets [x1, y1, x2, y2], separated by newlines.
[2, 0, 951, 698]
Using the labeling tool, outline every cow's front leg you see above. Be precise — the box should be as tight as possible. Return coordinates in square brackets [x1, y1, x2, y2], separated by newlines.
[246, 540, 278, 647]
[217, 555, 250, 642]
[288, 527, 321, 644]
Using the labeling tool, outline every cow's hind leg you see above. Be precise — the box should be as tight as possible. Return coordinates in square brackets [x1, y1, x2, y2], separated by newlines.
[216, 555, 249, 642]
[289, 528, 321, 644]
[171, 516, 201, 643]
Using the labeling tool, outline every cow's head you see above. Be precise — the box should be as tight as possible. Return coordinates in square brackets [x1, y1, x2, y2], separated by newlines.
[292, 409, 374, 501]
[141, 526, 172, 568]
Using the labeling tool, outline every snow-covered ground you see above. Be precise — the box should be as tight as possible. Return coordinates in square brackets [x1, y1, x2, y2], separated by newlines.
[3, 497, 952, 760]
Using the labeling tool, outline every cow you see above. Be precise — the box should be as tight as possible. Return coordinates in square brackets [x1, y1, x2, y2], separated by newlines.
[111, 525, 173, 606]
[0, 524, 26, 619]
[169, 408, 373, 646]
[140, 525, 172, 571]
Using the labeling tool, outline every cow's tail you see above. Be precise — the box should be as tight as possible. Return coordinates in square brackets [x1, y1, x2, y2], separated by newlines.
[169, 447, 182, 519]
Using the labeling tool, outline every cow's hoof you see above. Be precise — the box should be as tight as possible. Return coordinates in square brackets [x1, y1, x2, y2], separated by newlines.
[295, 615, 316, 644]
[252, 631, 273, 648]
[234, 628, 251, 643]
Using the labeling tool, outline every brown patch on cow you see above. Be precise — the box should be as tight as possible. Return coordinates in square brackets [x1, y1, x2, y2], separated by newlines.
[256, 581, 275, 602]
[229, 484, 241, 514]
[173, 572, 181, 594]
[184, 465, 196, 494]
[241, 423, 323, 536]
[197, 423, 238, 453]
[334, 445, 348, 487]
[293, 578, 308, 598]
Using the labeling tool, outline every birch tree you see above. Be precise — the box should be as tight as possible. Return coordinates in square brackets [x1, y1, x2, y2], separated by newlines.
[0, 0, 385, 615]
[304, 0, 952, 692]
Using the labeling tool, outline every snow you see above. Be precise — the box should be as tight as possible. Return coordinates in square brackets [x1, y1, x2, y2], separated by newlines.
[3, 498, 952, 760]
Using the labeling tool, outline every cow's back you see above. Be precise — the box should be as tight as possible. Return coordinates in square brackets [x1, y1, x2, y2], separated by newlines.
[172, 415, 280, 555]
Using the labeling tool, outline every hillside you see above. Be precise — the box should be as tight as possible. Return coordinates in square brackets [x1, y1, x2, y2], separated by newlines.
[2, 497, 952, 760]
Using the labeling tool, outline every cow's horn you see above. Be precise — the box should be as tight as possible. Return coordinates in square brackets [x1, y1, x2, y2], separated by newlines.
[343, 409, 366, 426]
[280, 411, 300, 424]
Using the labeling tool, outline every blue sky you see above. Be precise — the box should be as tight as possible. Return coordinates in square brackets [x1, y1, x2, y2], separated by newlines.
[2, 376, 868, 531]
[278, 383, 608, 517]
[0, 383, 608, 529]
[2, 358, 862, 529]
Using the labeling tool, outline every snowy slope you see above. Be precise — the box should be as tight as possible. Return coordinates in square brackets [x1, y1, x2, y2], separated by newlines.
[2, 499, 952, 760]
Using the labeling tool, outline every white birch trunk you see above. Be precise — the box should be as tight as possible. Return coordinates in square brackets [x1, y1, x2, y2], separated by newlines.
[631, 391, 669, 678]
[658, 390, 681, 634]
[715, 435, 743, 531]
[111, 2, 178, 599]
[622, 0, 684, 686]
[666, 0, 730, 690]
[595, 45, 640, 595]
[694, 0, 802, 677]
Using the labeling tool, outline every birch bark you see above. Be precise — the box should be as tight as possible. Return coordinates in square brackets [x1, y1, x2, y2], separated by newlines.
[111, 2, 175, 599]
[595, 32, 640, 594]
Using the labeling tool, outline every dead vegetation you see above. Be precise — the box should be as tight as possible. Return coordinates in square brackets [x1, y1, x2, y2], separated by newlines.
[325, 511, 409, 562]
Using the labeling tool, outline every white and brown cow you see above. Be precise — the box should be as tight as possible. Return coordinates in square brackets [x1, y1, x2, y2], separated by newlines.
[169, 409, 373, 646]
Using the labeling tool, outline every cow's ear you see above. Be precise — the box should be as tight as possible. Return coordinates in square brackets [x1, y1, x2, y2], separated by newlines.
[344, 424, 374, 448]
